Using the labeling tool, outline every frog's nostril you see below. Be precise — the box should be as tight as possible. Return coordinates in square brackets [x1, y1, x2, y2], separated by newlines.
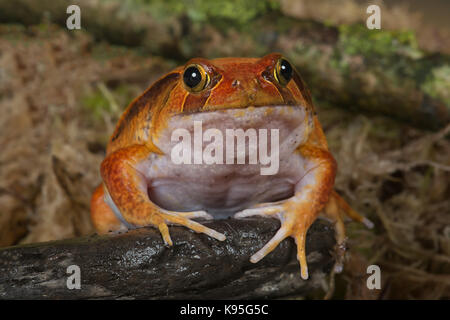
[231, 79, 240, 87]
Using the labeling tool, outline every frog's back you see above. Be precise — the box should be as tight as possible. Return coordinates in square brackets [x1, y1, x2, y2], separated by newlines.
[106, 72, 181, 155]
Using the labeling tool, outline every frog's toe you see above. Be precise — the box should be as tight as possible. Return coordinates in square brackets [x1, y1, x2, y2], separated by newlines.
[250, 224, 291, 263]
[293, 230, 309, 280]
[242, 201, 312, 280]
[160, 209, 226, 242]
[249, 217, 309, 279]
[176, 210, 214, 220]
[234, 205, 283, 218]
[328, 190, 373, 229]
[157, 222, 173, 246]
[362, 217, 374, 229]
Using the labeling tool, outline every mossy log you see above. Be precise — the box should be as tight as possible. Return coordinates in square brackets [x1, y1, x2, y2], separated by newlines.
[0, 0, 448, 129]
[0, 219, 335, 299]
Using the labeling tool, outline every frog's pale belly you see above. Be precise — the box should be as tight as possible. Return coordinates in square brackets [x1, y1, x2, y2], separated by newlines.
[146, 158, 303, 218]
[141, 106, 310, 218]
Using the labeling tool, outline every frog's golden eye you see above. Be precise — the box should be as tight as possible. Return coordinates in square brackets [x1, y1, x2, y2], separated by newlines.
[183, 64, 210, 93]
[274, 58, 293, 86]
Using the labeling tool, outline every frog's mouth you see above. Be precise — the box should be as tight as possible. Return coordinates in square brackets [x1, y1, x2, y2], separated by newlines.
[155, 105, 310, 156]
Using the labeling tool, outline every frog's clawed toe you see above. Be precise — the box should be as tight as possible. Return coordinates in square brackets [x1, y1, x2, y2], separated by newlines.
[234, 205, 283, 219]
[251, 219, 310, 280]
[362, 217, 374, 229]
[175, 210, 214, 220]
[157, 209, 226, 244]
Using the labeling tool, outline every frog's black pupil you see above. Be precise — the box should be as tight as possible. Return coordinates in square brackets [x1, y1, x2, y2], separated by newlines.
[280, 59, 292, 81]
[184, 66, 202, 88]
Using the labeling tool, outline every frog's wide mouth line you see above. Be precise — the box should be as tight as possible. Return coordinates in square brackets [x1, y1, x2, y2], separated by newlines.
[167, 104, 308, 135]
[179, 103, 306, 116]
[153, 104, 310, 166]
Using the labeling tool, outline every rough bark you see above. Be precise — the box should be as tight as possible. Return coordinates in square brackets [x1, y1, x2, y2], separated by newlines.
[0, 219, 335, 299]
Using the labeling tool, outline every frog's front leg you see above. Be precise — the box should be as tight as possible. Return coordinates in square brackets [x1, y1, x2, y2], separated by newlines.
[235, 145, 337, 280]
[100, 144, 225, 244]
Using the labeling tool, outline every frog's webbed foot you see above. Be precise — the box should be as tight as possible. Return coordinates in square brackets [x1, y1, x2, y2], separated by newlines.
[152, 209, 225, 246]
[235, 201, 311, 280]
[234, 192, 373, 279]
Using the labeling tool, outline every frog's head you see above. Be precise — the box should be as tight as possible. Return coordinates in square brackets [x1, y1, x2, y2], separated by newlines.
[148, 53, 315, 139]
[107, 53, 318, 155]
[160, 53, 313, 114]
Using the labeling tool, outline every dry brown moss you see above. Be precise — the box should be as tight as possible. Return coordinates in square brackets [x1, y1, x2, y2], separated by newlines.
[0, 24, 168, 245]
[318, 107, 450, 299]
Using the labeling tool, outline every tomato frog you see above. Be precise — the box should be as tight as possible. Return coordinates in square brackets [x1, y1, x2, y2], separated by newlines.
[90, 53, 373, 279]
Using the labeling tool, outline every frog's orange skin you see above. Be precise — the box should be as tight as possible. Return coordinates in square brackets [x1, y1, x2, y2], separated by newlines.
[91, 53, 371, 279]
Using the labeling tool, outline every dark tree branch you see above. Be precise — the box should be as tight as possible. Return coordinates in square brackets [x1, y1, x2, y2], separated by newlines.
[0, 219, 335, 299]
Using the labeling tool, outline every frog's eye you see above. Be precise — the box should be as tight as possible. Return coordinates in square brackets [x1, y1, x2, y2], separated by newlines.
[274, 58, 293, 86]
[183, 64, 210, 92]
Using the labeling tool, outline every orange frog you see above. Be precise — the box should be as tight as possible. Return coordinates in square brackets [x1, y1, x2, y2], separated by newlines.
[91, 53, 372, 279]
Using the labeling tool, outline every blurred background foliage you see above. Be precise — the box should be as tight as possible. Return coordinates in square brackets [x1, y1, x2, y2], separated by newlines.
[134, 0, 280, 27]
[0, 0, 449, 299]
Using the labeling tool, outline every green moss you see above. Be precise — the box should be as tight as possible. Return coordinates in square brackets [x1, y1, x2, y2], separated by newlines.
[328, 51, 349, 73]
[82, 90, 111, 119]
[135, 0, 280, 28]
[292, 42, 321, 65]
[82, 84, 136, 120]
[338, 24, 422, 59]
[421, 65, 450, 107]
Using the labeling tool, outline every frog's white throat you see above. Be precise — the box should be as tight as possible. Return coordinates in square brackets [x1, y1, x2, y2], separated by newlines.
[155, 105, 309, 155]
[141, 105, 312, 218]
